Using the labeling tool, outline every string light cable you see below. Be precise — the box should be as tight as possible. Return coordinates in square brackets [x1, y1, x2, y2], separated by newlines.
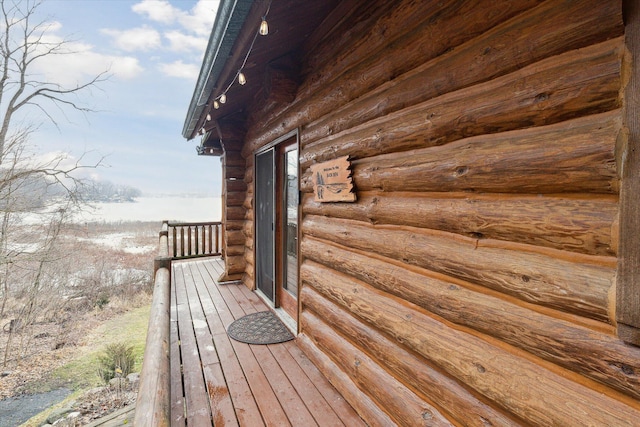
[207, 0, 273, 116]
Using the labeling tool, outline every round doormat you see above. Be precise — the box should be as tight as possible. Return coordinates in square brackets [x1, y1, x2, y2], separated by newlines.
[227, 311, 294, 345]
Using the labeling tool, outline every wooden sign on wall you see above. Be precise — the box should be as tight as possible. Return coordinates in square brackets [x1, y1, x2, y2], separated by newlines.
[310, 156, 356, 202]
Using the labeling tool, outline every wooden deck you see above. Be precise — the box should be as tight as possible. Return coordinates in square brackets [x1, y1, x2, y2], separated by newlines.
[170, 257, 365, 426]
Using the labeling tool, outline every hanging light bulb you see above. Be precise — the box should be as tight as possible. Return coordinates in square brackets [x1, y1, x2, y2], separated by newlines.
[259, 18, 268, 35]
[238, 71, 246, 85]
[206, 113, 211, 121]
[213, 100, 220, 109]
[219, 93, 226, 104]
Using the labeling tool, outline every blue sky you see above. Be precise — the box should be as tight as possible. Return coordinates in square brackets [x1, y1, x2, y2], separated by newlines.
[26, 0, 222, 195]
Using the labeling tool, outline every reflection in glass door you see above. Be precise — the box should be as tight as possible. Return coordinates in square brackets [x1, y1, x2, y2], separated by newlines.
[255, 149, 275, 302]
[283, 147, 298, 299]
[255, 134, 298, 325]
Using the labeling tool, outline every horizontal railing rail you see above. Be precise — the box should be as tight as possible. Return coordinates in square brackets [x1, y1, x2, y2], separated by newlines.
[167, 221, 222, 259]
[135, 222, 172, 426]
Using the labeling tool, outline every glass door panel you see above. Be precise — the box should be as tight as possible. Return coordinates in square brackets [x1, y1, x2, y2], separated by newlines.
[255, 149, 275, 302]
[283, 148, 298, 298]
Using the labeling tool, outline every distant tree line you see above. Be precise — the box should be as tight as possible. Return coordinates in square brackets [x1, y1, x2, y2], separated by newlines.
[81, 179, 142, 203]
[0, 170, 141, 211]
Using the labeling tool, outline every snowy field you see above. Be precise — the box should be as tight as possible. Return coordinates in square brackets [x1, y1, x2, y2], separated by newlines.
[74, 195, 222, 223]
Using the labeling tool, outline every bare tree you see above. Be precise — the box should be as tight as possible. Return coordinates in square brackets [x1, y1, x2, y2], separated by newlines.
[0, 0, 107, 364]
[0, 0, 108, 157]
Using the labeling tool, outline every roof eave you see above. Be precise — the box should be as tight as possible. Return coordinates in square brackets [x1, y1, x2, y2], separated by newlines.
[182, 0, 255, 140]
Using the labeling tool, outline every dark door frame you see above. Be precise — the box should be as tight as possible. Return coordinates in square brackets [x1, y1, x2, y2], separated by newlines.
[254, 129, 300, 327]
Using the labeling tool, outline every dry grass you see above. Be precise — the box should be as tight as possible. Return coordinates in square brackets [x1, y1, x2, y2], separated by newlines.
[0, 220, 161, 400]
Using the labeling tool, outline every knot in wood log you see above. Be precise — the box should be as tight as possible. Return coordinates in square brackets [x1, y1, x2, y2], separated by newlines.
[453, 165, 469, 177]
[422, 411, 433, 420]
[474, 362, 486, 373]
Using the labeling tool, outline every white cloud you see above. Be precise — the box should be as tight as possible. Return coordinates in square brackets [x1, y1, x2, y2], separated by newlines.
[178, 0, 219, 36]
[164, 30, 208, 52]
[101, 26, 161, 52]
[158, 60, 200, 79]
[33, 40, 143, 86]
[109, 56, 145, 80]
[133, 0, 218, 36]
[132, 0, 182, 24]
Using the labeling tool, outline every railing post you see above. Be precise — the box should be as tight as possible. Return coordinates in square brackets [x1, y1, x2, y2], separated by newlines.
[208, 224, 213, 255]
[216, 224, 221, 256]
[180, 227, 185, 257]
[155, 222, 171, 274]
[187, 226, 192, 256]
[201, 225, 206, 255]
[195, 225, 200, 255]
[163, 221, 222, 259]
[172, 226, 177, 258]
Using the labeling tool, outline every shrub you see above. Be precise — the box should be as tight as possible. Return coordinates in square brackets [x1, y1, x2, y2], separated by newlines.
[97, 342, 136, 384]
[95, 293, 110, 309]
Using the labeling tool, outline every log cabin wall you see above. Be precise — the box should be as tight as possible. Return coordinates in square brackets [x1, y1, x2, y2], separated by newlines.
[235, 0, 640, 424]
[219, 118, 248, 282]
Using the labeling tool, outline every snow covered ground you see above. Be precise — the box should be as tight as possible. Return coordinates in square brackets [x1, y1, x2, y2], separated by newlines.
[20, 195, 222, 225]
[76, 232, 156, 254]
[74, 195, 222, 223]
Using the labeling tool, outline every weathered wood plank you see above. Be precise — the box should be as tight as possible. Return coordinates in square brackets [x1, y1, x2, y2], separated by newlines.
[300, 261, 640, 426]
[297, 334, 396, 427]
[302, 215, 614, 322]
[169, 261, 367, 426]
[192, 262, 265, 427]
[230, 282, 364, 426]
[202, 256, 225, 278]
[252, 344, 318, 427]
[267, 343, 347, 427]
[617, 0, 640, 346]
[169, 270, 185, 427]
[223, 284, 320, 426]
[302, 191, 618, 257]
[302, 238, 640, 401]
[302, 286, 519, 426]
[186, 263, 237, 426]
[173, 264, 213, 425]
[209, 279, 291, 426]
[183, 264, 219, 367]
[283, 341, 366, 426]
[201, 363, 238, 427]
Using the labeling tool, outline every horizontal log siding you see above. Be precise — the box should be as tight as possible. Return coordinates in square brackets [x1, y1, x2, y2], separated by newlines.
[236, 0, 640, 424]
[220, 148, 246, 281]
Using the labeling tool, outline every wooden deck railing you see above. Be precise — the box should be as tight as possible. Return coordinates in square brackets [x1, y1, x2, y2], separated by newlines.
[167, 220, 222, 259]
[135, 222, 172, 426]
[135, 220, 222, 426]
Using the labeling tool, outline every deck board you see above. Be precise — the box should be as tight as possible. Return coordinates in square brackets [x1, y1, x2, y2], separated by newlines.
[187, 263, 237, 426]
[169, 274, 185, 427]
[193, 265, 263, 426]
[173, 263, 212, 426]
[170, 258, 364, 427]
